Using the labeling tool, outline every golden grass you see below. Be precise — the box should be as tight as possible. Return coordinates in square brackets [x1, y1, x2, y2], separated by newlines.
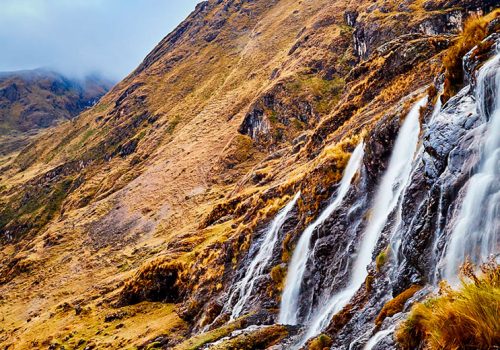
[375, 285, 422, 328]
[442, 10, 500, 102]
[396, 260, 500, 350]
[307, 334, 333, 350]
[270, 264, 287, 293]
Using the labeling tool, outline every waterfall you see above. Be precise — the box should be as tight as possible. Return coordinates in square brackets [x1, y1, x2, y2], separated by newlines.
[350, 96, 426, 288]
[227, 192, 301, 319]
[299, 96, 427, 345]
[443, 49, 500, 281]
[392, 92, 442, 274]
[429, 89, 443, 125]
[279, 142, 365, 325]
[362, 326, 396, 350]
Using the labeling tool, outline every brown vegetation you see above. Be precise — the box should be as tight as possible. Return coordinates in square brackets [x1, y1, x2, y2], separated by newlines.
[307, 334, 333, 350]
[396, 260, 500, 350]
[374, 285, 422, 328]
[442, 11, 500, 102]
[119, 259, 185, 306]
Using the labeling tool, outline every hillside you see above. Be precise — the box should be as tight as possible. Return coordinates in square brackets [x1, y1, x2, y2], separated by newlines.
[0, 1, 499, 349]
[0, 69, 113, 158]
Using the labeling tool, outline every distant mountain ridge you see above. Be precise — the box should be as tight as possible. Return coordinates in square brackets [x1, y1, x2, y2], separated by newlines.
[0, 69, 114, 134]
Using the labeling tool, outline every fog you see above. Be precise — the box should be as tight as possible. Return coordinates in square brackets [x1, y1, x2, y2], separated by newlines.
[0, 0, 199, 80]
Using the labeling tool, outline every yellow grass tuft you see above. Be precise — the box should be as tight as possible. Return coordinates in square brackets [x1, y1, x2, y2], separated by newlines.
[307, 334, 333, 350]
[375, 246, 391, 272]
[375, 285, 422, 328]
[396, 260, 500, 350]
[442, 10, 500, 102]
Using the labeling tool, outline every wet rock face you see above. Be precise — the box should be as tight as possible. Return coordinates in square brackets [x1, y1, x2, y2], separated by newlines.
[364, 113, 401, 181]
[390, 88, 480, 294]
[288, 108, 410, 339]
[395, 36, 500, 294]
[320, 85, 487, 349]
[419, 10, 463, 35]
[238, 80, 322, 148]
[239, 108, 270, 141]
[463, 34, 500, 88]
[298, 176, 371, 324]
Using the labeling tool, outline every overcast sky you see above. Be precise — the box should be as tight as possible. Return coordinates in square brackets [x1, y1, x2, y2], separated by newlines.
[0, 0, 200, 80]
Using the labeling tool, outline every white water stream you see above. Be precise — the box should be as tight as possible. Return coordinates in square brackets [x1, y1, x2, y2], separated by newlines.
[228, 192, 301, 319]
[279, 142, 365, 325]
[298, 96, 427, 346]
[362, 326, 396, 350]
[391, 92, 442, 273]
[443, 49, 500, 281]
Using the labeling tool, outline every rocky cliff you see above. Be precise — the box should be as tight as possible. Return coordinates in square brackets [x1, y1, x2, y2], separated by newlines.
[0, 1, 498, 349]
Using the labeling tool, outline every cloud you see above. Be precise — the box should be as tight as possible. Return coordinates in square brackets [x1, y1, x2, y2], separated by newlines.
[0, 0, 199, 80]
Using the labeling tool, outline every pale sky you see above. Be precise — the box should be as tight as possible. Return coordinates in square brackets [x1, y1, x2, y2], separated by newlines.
[0, 0, 200, 80]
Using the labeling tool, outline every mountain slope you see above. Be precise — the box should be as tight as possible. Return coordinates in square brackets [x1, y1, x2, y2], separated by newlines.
[0, 69, 112, 134]
[0, 1, 498, 349]
[0, 69, 113, 161]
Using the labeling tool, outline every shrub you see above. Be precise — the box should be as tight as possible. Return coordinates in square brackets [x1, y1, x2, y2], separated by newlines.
[118, 259, 184, 306]
[307, 334, 333, 350]
[375, 246, 390, 272]
[270, 264, 287, 292]
[396, 260, 500, 350]
[442, 11, 500, 102]
[375, 285, 422, 328]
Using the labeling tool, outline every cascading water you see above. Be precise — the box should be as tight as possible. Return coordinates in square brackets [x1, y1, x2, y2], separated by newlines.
[279, 142, 365, 325]
[391, 92, 442, 273]
[227, 192, 301, 319]
[362, 326, 396, 350]
[443, 48, 500, 282]
[299, 96, 427, 345]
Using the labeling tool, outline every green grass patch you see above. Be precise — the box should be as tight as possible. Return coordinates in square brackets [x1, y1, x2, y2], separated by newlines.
[166, 116, 181, 135]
